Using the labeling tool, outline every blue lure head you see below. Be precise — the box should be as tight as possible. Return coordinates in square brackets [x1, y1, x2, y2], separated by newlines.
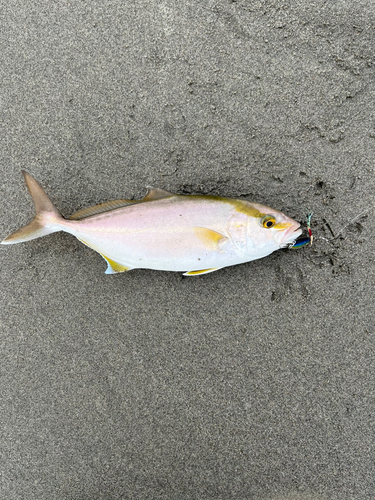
[290, 236, 311, 249]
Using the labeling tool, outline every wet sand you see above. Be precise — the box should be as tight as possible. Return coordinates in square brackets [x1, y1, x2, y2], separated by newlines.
[1, 1, 374, 499]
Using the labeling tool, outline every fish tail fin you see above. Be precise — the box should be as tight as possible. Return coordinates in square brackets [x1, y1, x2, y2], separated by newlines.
[1, 170, 64, 245]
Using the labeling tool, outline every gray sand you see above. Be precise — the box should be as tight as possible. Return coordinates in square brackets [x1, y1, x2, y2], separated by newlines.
[1, 1, 374, 499]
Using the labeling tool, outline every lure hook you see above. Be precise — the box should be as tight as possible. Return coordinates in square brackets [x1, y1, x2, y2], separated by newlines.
[290, 212, 313, 249]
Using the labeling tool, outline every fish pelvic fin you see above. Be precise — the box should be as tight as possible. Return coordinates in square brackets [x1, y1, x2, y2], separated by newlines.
[1, 171, 64, 245]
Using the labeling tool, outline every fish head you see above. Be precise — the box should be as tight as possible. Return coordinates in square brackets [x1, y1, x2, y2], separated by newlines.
[244, 202, 303, 250]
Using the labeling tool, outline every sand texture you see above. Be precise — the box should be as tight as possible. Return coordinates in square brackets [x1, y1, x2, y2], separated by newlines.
[1, 1, 374, 499]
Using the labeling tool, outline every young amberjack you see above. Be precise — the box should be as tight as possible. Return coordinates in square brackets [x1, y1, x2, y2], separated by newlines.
[2, 171, 302, 275]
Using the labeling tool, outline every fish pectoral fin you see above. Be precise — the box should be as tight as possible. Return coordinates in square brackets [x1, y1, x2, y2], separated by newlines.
[183, 268, 221, 276]
[142, 187, 174, 201]
[69, 200, 139, 220]
[193, 227, 228, 250]
[100, 254, 132, 274]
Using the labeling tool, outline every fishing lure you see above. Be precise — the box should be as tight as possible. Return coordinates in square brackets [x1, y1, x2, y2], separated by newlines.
[290, 212, 313, 249]
[2, 171, 303, 275]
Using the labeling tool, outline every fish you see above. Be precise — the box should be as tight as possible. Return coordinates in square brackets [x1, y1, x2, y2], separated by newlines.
[1, 171, 303, 276]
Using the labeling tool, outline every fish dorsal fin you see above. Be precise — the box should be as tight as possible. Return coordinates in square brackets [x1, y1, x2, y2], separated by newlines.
[69, 188, 174, 220]
[69, 200, 139, 220]
[142, 187, 174, 202]
[193, 227, 228, 250]
[183, 268, 220, 276]
[100, 254, 132, 274]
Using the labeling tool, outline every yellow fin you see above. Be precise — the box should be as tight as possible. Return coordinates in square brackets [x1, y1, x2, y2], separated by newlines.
[142, 187, 174, 202]
[183, 268, 220, 276]
[193, 227, 228, 250]
[69, 200, 139, 220]
[77, 238, 131, 274]
[100, 254, 131, 274]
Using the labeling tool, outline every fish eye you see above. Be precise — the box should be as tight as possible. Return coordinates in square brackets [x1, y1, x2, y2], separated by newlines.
[261, 215, 276, 229]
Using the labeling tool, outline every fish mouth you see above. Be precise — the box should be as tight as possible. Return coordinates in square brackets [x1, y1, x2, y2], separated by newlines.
[281, 224, 303, 247]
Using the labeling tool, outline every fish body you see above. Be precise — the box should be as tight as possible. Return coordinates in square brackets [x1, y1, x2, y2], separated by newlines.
[2, 172, 302, 275]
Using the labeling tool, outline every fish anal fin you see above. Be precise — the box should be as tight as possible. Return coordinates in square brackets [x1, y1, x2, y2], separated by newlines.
[69, 200, 139, 220]
[142, 187, 174, 202]
[183, 268, 220, 276]
[76, 238, 131, 274]
[100, 254, 131, 274]
[193, 227, 228, 250]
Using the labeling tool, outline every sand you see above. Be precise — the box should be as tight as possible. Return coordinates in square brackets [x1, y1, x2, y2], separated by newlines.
[1, 1, 374, 499]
